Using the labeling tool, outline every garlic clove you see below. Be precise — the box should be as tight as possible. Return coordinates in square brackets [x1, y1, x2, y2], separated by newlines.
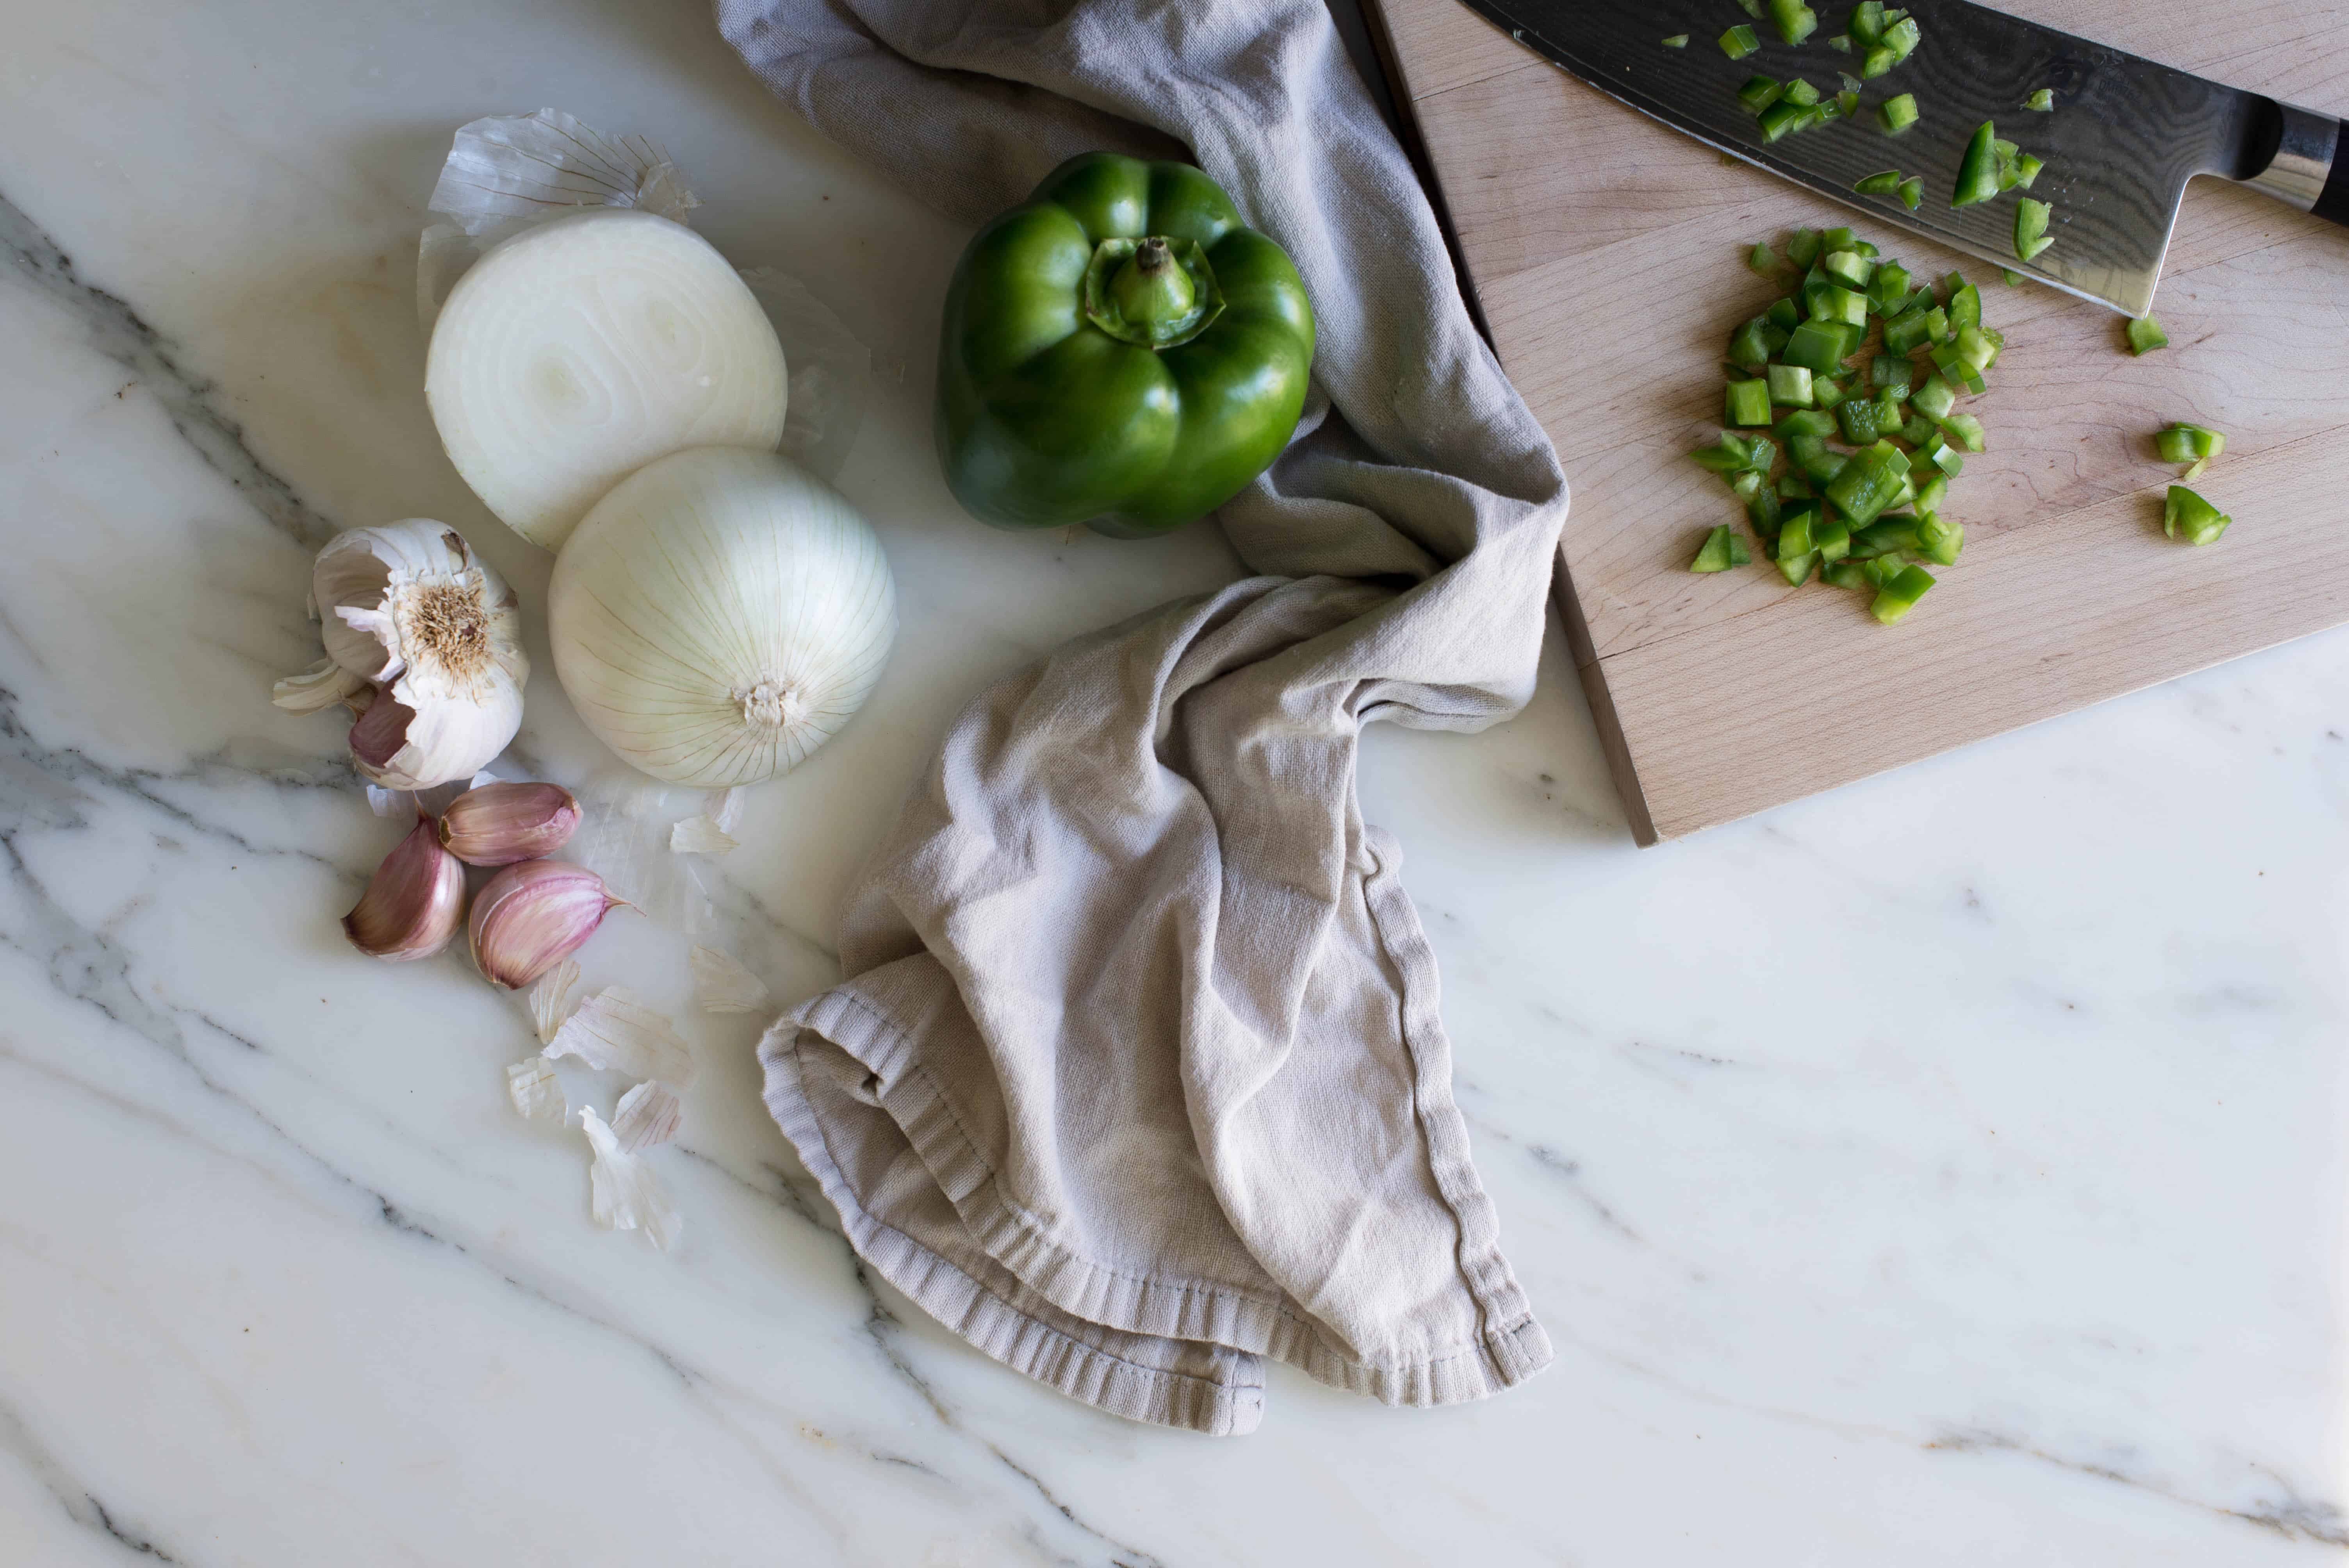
[273, 657, 370, 714]
[312, 521, 530, 789]
[468, 859, 623, 989]
[343, 816, 468, 960]
[439, 780, 583, 866]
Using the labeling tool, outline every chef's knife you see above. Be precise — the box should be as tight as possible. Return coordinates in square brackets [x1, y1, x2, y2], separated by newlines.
[1456, 0, 2348, 315]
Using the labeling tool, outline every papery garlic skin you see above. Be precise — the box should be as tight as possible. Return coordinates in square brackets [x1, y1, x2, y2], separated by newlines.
[469, 859, 623, 989]
[273, 657, 369, 714]
[343, 816, 468, 960]
[313, 521, 528, 790]
[439, 781, 583, 866]
[549, 448, 895, 787]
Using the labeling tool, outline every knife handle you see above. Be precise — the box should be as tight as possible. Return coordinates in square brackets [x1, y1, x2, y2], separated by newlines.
[2242, 99, 2348, 227]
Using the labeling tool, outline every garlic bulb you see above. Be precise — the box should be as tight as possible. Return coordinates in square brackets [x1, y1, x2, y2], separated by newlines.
[426, 208, 788, 552]
[313, 521, 527, 790]
[547, 447, 896, 787]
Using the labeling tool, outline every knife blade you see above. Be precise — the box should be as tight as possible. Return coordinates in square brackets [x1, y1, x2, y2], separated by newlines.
[1456, 0, 2349, 315]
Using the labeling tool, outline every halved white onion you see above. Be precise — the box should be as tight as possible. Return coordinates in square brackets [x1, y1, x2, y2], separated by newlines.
[547, 447, 896, 788]
[426, 208, 787, 552]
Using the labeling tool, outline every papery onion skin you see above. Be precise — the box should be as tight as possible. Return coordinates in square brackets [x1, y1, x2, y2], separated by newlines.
[426, 208, 789, 552]
[547, 447, 897, 788]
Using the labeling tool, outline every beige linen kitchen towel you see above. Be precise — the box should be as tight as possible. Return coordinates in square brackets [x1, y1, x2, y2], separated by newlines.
[721, 0, 1570, 1434]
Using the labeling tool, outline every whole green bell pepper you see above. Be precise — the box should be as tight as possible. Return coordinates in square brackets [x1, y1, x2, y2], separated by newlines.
[935, 152, 1316, 537]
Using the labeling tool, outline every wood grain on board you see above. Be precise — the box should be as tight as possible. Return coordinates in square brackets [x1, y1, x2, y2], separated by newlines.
[1366, 0, 2349, 842]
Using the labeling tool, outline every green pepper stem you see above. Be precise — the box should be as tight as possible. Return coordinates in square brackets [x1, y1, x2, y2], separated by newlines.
[1110, 238, 1196, 333]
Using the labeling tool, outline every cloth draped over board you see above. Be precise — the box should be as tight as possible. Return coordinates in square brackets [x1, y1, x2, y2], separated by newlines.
[718, 0, 1573, 1434]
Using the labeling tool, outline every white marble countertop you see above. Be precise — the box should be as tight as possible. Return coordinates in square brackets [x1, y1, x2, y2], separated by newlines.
[4, 1, 2345, 1563]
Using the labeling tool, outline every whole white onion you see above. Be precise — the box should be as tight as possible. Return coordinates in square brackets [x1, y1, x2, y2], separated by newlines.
[547, 447, 896, 787]
[426, 208, 788, 552]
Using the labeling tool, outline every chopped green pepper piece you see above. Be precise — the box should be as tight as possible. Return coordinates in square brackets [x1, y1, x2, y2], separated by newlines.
[1814, 517, 1852, 561]
[1938, 410, 1986, 452]
[1778, 510, 1815, 558]
[1800, 444, 1848, 486]
[1925, 440, 1964, 476]
[1953, 323, 1998, 376]
[1838, 397, 1887, 445]
[1910, 373, 1957, 421]
[1729, 534, 1754, 565]
[2163, 485, 2231, 545]
[1823, 249, 1877, 288]
[1811, 376, 1851, 409]
[1870, 564, 1936, 624]
[1833, 91, 1861, 121]
[1871, 354, 1911, 389]
[1820, 560, 1871, 590]
[1861, 555, 1906, 587]
[1746, 435, 1779, 473]
[1777, 473, 1814, 500]
[1860, 45, 1897, 78]
[1739, 75, 1786, 114]
[1895, 177, 1925, 211]
[1766, 296, 1802, 331]
[1781, 319, 1850, 374]
[1728, 316, 1782, 367]
[1779, 550, 1818, 586]
[1946, 281, 1981, 335]
[1785, 228, 1823, 269]
[1952, 121, 2001, 206]
[1727, 379, 1774, 427]
[1900, 412, 1938, 446]
[2026, 87, 2054, 110]
[1826, 438, 1914, 529]
[1690, 526, 1737, 572]
[1880, 305, 1936, 356]
[1868, 262, 1912, 313]
[1850, 0, 1885, 41]
[1748, 241, 1784, 276]
[1914, 512, 1964, 564]
[1880, 14, 1919, 60]
[1815, 285, 1870, 327]
[2013, 153, 2044, 189]
[1911, 473, 1948, 514]
[2157, 423, 2226, 466]
[2128, 315, 2169, 355]
[1774, 409, 1837, 441]
[1826, 32, 1852, 52]
[1854, 170, 1906, 198]
[1879, 93, 1919, 133]
[1663, 33, 1691, 47]
[2014, 198, 2055, 262]
[1769, 0, 1820, 46]
[1721, 24, 1761, 58]
[1848, 515, 1920, 559]
[1736, 0, 1763, 15]
[1822, 226, 1857, 253]
[2001, 267, 2025, 286]
[1783, 78, 1822, 108]
[1746, 482, 1783, 535]
[1757, 100, 1814, 141]
[1690, 433, 1755, 473]
[1768, 362, 1815, 408]
[1839, 70, 1866, 93]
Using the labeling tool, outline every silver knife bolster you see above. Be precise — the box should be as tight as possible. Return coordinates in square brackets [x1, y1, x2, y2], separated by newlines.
[2240, 100, 2341, 213]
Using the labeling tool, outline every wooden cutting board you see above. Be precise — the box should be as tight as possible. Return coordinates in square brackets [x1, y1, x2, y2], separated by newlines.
[1365, 0, 2349, 843]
